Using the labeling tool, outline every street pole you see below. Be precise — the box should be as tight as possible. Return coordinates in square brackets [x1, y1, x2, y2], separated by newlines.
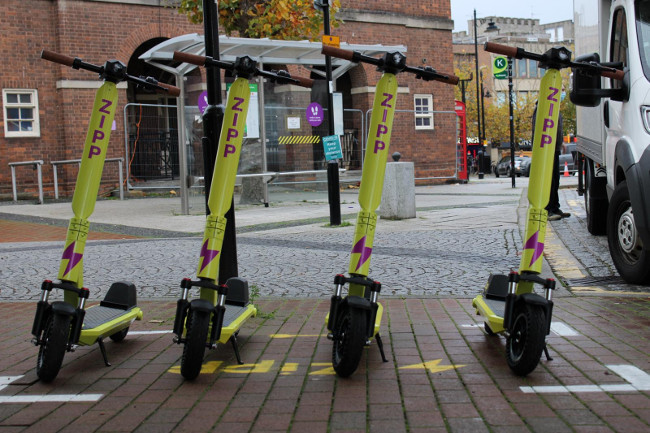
[320, 1, 341, 226]
[478, 70, 486, 179]
[202, 0, 237, 283]
[508, 57, 516, 188]
[474, 9, 482, 143]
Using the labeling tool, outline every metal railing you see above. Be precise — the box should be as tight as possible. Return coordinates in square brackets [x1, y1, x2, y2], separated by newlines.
[51, 158, 124, 200]
[8, 160, 44, 204]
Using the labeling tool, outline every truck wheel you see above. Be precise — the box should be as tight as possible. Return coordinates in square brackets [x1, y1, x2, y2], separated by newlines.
[37, 314, 71, 382]
[607, 181, 650, 284]
[332, 306, 366, 378]
[585, 160, 607, 235]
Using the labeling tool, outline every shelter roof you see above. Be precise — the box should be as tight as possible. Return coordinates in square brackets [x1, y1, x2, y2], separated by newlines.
[139, 33, 408, 77]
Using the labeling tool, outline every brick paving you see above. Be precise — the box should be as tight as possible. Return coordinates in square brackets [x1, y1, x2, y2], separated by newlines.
[0, 219, 139, 243]
[0, 297, 648, 432]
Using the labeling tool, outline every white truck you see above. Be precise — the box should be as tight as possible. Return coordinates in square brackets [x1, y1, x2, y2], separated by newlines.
[571, 0, 650, 284]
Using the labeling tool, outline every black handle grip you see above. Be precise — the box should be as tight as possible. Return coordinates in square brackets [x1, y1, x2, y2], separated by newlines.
[484, 42, 519, 58]
[41, 50, 76, 67]
[322, 45, 356, 61]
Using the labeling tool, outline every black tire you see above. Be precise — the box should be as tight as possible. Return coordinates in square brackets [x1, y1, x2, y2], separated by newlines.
[495, 170, 500, 178]
[585, 160, 608, 235]
[181, 309, 210, 380]
[332, 307, 366, 378]
[37, 314, 71, 382]
[109, 327, 129, 342]
[505, 303, 546, 376]
[607, 181, 650, 284]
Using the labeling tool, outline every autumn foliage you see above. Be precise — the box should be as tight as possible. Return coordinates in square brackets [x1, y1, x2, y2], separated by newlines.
[175, 0, 341, 40]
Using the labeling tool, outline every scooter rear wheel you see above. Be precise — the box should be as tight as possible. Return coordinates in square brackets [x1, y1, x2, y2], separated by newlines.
[332, 307, 366, 378]
[109, 327, 129, 342]
[506, 303, 546, 376]
[36, 314, 71, 382]
[181, 309, 210, 380]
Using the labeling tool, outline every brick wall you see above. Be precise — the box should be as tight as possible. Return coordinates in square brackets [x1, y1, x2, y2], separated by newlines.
[1, 0, 456, 200]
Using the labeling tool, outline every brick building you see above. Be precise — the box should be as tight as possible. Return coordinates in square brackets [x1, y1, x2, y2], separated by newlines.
[1, 0, 456, 200]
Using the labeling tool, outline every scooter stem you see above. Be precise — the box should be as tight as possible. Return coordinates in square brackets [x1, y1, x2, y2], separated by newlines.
[348, 73, 398, 279]
[196, 77, 251, 297]
[519, 69, 563, 277]
[58, 81, 118, 290]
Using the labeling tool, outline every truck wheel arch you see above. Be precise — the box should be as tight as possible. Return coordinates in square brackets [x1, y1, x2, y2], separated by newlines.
[613, 139, 650, 247]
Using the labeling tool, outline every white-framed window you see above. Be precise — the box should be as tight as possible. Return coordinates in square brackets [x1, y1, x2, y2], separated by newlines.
[3, 89, 40, 137]
[414, 94, 434, 130]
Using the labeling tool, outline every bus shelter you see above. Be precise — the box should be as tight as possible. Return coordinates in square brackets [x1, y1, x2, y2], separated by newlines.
[139, 34, 406, 214]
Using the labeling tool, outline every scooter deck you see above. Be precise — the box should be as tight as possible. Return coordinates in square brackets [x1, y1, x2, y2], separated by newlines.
[472, 295, 505, 333]
[78, 305, 143, 346]
[217, 303, 257, 344]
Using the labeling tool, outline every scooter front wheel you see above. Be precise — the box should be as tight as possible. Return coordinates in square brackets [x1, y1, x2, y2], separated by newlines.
[506, 303, 546, 376]
[181, 309, 210, 380]
[332, 307, 366, 378]
[36, 313, 71, 382]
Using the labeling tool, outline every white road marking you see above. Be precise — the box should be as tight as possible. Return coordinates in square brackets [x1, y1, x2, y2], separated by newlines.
[520, 365, 650, 393]
[0, 394, 103, 403]
[550, 322, 579, 336]
[0, 376, 103, 403]
[128, 330, 172, 335]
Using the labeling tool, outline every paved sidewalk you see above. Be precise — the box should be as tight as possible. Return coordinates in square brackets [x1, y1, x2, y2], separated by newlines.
[0, 297, 648, 433]
[0, 176, 648, 432]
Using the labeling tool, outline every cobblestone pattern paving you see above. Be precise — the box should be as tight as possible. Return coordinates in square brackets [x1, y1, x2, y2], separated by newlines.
[0, 225, 522, 301]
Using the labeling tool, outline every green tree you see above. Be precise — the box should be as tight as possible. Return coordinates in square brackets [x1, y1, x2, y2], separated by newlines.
[174, 0, 341, 40]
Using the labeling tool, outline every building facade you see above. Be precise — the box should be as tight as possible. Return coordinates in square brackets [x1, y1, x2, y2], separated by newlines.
[1, 0, 456, 200]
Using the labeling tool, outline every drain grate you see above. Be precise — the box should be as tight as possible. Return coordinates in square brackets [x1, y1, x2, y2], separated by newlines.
[567, 276, 628, 286]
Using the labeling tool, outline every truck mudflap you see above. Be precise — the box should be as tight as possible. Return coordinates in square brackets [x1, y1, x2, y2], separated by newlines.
[616, 141, 650, 246]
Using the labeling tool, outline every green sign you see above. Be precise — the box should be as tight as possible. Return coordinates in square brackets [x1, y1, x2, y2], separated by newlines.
[322, 135, 343, 161]
[493, 56, 508, 79]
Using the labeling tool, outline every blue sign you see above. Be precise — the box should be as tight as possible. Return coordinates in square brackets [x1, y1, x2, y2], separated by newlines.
[323, 135, 343, 161]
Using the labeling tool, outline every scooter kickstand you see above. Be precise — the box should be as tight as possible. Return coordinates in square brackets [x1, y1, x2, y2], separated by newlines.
[375, 333, 389, 363]
[97, 338, 112, 367]
[230, 333, 244, 365]
[543, 344, 553, 361]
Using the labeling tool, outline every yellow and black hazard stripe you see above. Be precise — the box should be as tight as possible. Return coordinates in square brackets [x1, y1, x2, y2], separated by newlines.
[278, 135, 321, 145]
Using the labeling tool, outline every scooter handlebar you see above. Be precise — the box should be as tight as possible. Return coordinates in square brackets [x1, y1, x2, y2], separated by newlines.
[321, 45, 356, 61]
[484, 42, 519, 58]
[291, 75, 314, 88]
[41, 49, 76, 67]
[155, 82, 181, 97]
[173, 51, 207, 67]
[601, 68, 625, 81]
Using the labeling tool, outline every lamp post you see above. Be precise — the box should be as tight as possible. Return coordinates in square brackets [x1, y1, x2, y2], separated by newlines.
[473, 9, 481, 143]
[315, 0, 341, 226]
[458, 72, 473, 106]
[473, 12, 500, 144]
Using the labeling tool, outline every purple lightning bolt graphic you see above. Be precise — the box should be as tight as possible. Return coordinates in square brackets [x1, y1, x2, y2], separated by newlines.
[199, 240, 220, 273]
[61, 242, 83, 276]
[351, 236, 373, 271]
[524, 231, 545, 267]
